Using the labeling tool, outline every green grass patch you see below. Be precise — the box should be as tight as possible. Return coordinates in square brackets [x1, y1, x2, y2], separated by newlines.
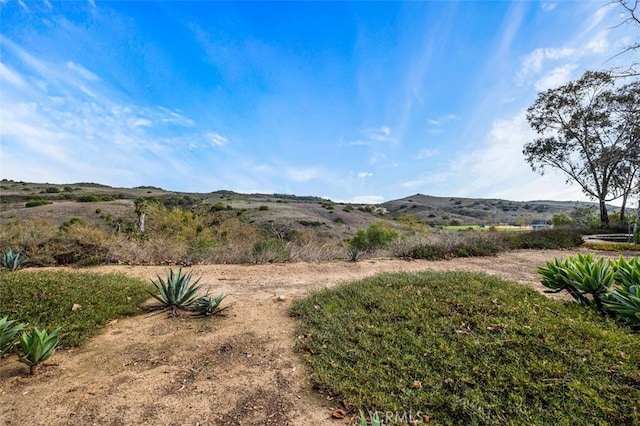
[0, 270, 151, 347]
[291, 271, 640, 425]
[584, 241, 640, 252]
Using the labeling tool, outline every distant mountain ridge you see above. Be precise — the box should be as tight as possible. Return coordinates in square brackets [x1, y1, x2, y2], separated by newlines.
[0, 179, 609, 227]
[381, 193, 611, 226]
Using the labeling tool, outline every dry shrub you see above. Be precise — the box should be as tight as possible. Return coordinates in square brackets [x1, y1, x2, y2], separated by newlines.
[289, 231, 345, 262]
[139, 235, 188, 264]
[392, 230, 511, 260]
[0, 219, 58, 256]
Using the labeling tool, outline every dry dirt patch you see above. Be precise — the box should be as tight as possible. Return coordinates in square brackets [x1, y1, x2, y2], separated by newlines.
[0, 248, 630, 425]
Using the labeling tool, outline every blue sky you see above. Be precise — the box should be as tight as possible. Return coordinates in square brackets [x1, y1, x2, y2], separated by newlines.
[0, 1, 636, 203]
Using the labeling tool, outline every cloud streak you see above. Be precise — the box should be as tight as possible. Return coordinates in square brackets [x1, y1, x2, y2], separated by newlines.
[0, 36, 228, 190]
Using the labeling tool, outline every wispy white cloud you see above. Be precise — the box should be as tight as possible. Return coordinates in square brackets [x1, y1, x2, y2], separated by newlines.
[0, 63, 26, 88]
[517, 47, 575, 83]
[401, 172, 451, 189]
[357, 171, 372, 178]
[207, 132, 229, 147]
[286, 167, 320, 182]
[369, 153, 387, 166]
[131, 118, 152, 128]
[495, 1, 527, 58]
[533, 64, 578, 91]
[66, 61, 99, 81]
[0, 37, 223, 189]
[541, 3, 558, 12]
[585, 32, 610, 54]
[351, 195, 384, 204]
[448, 112, 586, 201]
[427, 113, 457, 126]
[347, 125, 396, 156]
[414, 148, 438, 160]
[158, 107, 195, 126]
[360, 125, 394, 143]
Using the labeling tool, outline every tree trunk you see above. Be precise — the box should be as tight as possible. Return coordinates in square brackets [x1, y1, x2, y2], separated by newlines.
[634, 200, 639, 243]
[599, 200, 609, 225]
[620, 193, 628, 224]
[137, 213, 146, 232]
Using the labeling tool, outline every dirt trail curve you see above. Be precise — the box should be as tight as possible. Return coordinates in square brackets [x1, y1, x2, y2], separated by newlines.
[0, 248, 631, 425]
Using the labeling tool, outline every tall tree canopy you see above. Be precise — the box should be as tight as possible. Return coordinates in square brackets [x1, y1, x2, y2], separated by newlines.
[523, 71, 640, 225]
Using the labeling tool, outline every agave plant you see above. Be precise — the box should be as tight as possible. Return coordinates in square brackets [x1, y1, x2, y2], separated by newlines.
[603, 285, 640, 329]
[16, 326, 61, 375]
[148, 267, 202, 316]
[611, 256, 640, 291]
[348, 248, 360, 262]
[1, 249, 27, 271]
[538, 254, 615, 312]
[0, 317, 26, 357]
[190, 294, 228, 317]
[538, 257, 590, 306]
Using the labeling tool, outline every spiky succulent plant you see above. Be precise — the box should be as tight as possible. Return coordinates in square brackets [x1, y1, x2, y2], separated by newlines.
[0, 317, 26, 357]
[148, 267, 202, 316]
[190, 294, 227, 316]
[2, 249, 27, 271]
[16, 326, 61, 375]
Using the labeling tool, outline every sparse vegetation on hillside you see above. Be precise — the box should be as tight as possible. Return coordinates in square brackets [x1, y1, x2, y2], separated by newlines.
[1, 180, 634, 267]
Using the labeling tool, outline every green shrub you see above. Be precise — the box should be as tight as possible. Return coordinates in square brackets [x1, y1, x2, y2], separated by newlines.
[584, 241, 640, 251]
[258, 205, 269, 211]
[511, 228, 583, 249]
[404, 243, 443, 260]
[25, 198, 52, 208]
[401, 232, 511, 260]
[76, 195, 115, 202]
[349, 223, 398, 252]
[148, 268, 202, 316]
[253, 237, 291, 263]
[45, 187, 60, 193]
[210, 202, 227, 212]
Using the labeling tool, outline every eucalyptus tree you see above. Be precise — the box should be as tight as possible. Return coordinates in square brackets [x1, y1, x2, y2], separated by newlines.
[523, 71, 640, 225]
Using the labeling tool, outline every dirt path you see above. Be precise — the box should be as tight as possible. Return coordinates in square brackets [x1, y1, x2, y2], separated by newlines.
[0, 248, 631, 425]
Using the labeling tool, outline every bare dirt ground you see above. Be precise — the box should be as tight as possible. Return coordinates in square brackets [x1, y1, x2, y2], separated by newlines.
[0, 248, 634, 425]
